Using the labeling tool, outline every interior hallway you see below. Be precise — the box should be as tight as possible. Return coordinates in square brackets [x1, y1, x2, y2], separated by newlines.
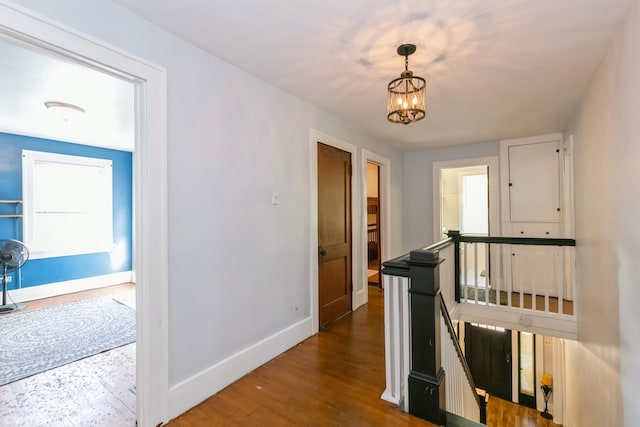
[0, 284, 560, 426]
[168, 287, 560, 427]
[168, 287, 432, 426]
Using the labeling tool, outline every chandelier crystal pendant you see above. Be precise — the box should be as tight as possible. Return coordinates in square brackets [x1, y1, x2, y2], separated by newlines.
[387, 44, 426, 124]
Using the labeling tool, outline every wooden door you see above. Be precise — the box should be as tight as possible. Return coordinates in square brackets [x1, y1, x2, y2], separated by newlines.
[317, 143, 352, 327]
[465, 323, 512, 401]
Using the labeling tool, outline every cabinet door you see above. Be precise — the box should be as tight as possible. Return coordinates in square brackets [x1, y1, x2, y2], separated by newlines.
[508, 141, 560, 223]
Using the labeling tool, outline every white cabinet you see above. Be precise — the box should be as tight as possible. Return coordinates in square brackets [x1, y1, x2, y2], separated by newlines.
[507, 140, 560, 224]
[500, 133, 568, 296]
[500, 133, 564, 238]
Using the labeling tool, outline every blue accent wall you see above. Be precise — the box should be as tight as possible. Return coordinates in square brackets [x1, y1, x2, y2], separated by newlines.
[0, 132, 132, 289]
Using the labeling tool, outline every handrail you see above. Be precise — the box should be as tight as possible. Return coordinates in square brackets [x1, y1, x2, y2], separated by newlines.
[440, 297, 482, 410]
[456, 233, 575, 247]
[382, 236, 454, 277]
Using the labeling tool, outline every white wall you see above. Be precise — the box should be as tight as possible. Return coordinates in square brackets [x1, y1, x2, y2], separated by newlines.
[565, 0, 640, 425]
[402, 141, 499, 251]
[13, 0, 405, 416]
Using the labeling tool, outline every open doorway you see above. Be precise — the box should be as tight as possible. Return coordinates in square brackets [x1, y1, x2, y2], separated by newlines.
[360, 150, 390, 309]
[434, 157, 499, 290]
[0, 36, 138, 424]
[438, 165, 489, 239]
[366, 162, 381, 287]
[0, 5, 169, 425]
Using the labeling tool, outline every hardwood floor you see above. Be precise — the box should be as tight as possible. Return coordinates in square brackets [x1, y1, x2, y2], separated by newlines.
[0, 283, 136, 426]
[167, 287, 435, 427]
[16, 282, 136, 312]
[168, 288, 563, 427]
[506, 293, 573, 315]
[487, 396, 561, 427]
[0, 283, 563, 426]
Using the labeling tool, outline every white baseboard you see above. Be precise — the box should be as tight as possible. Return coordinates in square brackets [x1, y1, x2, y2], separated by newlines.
[355, 287, 368, 310]
[168, 316, 313, 420]
[9, 271, 134, 302]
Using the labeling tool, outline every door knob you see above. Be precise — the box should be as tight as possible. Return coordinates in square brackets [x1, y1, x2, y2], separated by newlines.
[318, 246, 327, 264]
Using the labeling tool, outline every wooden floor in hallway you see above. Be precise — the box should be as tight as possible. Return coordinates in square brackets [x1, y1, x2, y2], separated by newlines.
[169, 286, 563, 427]
[0, 284, 562, 426]
[167, 287, 434, 426]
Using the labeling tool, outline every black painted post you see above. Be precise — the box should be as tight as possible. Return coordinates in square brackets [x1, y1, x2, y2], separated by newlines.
[407, 248, 446, 425]
[447, 230, 461, 303]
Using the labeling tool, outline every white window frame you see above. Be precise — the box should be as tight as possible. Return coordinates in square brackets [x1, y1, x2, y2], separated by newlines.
[22, 150, 113, 259]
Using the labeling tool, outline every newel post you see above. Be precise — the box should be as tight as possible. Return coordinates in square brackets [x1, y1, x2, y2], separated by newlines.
[447, 230, 461, 303]
[407, 248, 446, 425]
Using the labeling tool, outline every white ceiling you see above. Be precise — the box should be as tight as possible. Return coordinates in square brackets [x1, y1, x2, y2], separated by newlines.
[0, 1, 634, 151]
[112, 0, 633, 150]
[0, 38, 134, 151]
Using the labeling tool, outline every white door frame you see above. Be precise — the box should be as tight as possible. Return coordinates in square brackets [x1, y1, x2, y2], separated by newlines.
[432, 156, 500, 240]
[359, 150, 391, 308]
[0, 4, 169, 426]
[309, 129, 359, 334]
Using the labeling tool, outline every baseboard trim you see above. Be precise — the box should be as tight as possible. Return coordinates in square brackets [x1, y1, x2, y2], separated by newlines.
[9, 271, 134, 302]
[168, 316, 313, 419]
[354, 287, 368, 310]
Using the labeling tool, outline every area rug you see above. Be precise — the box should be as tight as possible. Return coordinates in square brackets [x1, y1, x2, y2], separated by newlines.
[462, 286, 508, 305]
[0, 296, 135, 386]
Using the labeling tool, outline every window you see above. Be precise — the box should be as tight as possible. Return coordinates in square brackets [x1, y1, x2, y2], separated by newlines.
[470, 322, 506, 332]
[22, 150, 113, 259]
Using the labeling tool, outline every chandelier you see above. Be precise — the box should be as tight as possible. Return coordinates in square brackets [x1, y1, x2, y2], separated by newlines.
[387, 44, 426, 124]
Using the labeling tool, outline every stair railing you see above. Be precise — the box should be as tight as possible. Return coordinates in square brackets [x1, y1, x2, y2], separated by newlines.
[381, 237, 481, 424]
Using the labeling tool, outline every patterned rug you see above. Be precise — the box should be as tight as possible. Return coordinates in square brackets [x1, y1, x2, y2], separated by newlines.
[0, 296, 135, 386]
[462, 286, 509, 305]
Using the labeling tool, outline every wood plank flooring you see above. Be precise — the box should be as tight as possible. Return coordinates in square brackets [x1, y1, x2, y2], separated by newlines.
[487, 396, 561, 427]
[0, 283, 136, 427]
[0, 283, 562, 426]
[506, 293, 573, 315]
[167, 287, 434, 427]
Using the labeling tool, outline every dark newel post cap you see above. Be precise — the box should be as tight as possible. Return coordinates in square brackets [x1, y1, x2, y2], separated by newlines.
[447, 230, 460, 237]
[409, 249, 440, 265]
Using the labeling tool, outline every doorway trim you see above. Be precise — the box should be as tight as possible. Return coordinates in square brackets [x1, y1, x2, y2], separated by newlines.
[309, 129, 358, 334]
[360, 150, 391, 308]
[0, 4, 169, 426]
[433, 156, 500, 240]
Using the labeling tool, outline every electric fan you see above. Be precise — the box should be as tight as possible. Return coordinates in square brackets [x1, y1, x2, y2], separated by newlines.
[0, 239, 29, 313]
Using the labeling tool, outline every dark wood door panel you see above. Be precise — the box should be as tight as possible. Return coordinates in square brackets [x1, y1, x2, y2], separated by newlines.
[318, 143, 351, 327]
[465, 323, 512, 401]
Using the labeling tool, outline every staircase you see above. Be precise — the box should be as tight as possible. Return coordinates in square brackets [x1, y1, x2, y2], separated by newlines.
[380, 231, 576, 425]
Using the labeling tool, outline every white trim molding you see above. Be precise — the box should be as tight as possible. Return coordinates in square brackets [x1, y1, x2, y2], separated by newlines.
[0, 3, 169, 426]
[168, 316, 313, 419]
[359, 150, 391, 309]
[9, 271, 134, 302]
[432, 156, 500, 241]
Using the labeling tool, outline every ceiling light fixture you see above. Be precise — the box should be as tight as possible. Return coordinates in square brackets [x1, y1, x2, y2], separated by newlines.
[387, 44, 426, 125]
[44, 101, 85, 123]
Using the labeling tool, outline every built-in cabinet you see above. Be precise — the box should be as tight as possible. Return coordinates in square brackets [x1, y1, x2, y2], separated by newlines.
[500, 133, 573, 297]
